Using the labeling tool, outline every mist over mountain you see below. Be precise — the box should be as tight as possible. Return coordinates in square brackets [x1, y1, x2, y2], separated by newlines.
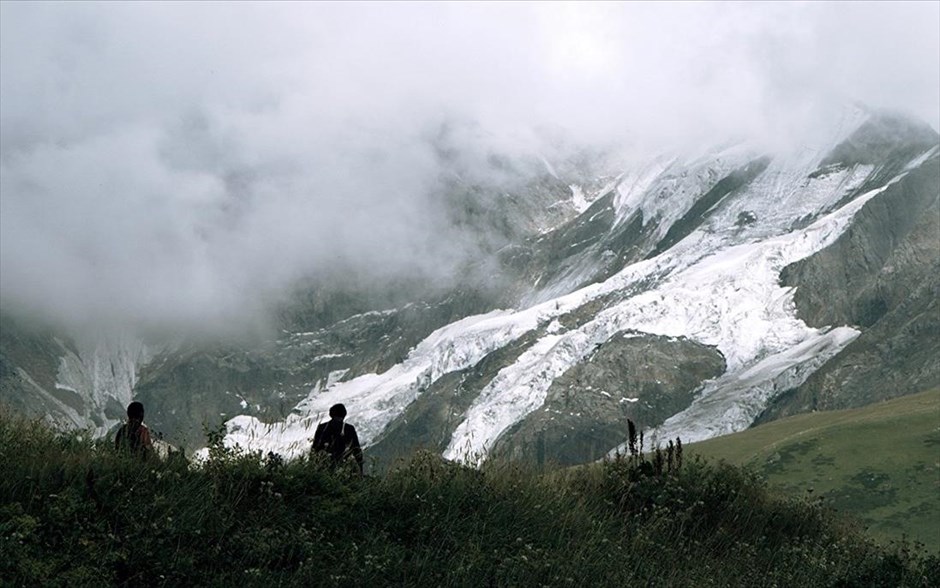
[1, 4, 938, 465]
[3, 2, 938, 336]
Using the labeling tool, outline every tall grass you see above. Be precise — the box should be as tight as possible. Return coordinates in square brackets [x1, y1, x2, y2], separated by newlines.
[1, 411, 937, 587]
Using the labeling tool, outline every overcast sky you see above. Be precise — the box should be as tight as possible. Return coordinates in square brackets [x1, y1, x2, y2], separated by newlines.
[2, 1, 938, 334]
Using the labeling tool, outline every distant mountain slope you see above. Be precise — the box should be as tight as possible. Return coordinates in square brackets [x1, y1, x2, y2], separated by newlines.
[222, 108, 939, 463]
[689, 388, 940, 550]
[2, 108, 938, 467]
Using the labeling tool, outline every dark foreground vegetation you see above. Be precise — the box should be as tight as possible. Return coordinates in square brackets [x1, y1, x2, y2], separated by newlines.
[2, 413, 937, 587]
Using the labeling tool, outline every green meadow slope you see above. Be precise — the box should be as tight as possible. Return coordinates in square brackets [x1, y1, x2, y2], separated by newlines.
[690, 389, 940, 550]
[3, 411, 938, 586]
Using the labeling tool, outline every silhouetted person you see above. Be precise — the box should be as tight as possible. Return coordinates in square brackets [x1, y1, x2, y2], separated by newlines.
[312, 403, 363, 474]
[115, 401, 154, 458]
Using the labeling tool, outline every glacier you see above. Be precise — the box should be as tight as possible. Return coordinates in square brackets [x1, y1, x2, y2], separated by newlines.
[445, 175, 901, 463]
[217, 109, 937, 463]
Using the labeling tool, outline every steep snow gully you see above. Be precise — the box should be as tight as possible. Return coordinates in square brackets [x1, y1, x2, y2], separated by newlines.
[221, 111, 938, 462]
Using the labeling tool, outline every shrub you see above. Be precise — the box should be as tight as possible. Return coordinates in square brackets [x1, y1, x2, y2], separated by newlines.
[1, 411, 937, 587]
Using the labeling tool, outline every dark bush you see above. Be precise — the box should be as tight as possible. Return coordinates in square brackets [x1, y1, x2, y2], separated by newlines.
[1, 412, 936, 587]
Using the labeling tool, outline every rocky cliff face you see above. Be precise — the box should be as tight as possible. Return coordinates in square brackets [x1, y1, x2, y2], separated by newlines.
[762, 121, 939, 419]
[0, 314, 150, 436]
[0, 315, 69, 424]
[490, 333, 725, 466]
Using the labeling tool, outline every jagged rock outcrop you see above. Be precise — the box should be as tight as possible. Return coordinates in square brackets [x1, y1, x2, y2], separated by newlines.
[763, 143, 939, 419]
[491, 333, 725, 466]
[0, 313, 149, 435]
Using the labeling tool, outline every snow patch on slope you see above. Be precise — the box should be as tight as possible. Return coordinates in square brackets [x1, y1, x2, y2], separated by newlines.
[221, 308, 557, 457]
[569, 185, 590, 213]
[635, 326, 859, 451]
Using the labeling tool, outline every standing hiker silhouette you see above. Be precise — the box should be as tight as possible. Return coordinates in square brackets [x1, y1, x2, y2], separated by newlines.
[312, 403, 364, 475]
[114, 401, 154, 459]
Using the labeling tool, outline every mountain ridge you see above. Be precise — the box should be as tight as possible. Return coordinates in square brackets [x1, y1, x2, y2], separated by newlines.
[1, 108, 937, 467]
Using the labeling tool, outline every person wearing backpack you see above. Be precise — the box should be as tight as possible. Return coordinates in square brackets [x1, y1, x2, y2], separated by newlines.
[312, 403, 363, 475]
[114, 401, 154, 458]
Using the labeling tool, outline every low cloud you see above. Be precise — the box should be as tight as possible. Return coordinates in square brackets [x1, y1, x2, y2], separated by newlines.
[2, 2, 937, 335]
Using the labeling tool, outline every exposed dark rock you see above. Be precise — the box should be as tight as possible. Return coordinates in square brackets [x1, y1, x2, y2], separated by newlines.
[782, 156, 939, 328]
[762, 152, 939, 420]
[135, 347, 305, 450]
[491, 333, 725, 466]
[648, 156, 772, 257]
[736, 211, 758, 227]
[366, 330, 543, 471]
[502, 188, 660, 303]
[0, 313, 78, 424]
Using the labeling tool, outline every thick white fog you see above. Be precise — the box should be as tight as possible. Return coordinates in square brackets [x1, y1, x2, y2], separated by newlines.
[1, 2, 938, 334]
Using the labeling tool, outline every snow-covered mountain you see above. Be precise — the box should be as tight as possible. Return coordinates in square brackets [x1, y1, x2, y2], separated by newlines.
[2, 107, 937, 467]
[214, 108, 939, 465]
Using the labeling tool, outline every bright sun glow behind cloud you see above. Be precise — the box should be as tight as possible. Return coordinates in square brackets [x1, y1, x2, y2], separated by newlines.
[547, 24, 618, 78]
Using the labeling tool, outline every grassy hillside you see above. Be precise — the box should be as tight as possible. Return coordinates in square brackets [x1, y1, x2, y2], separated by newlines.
[2, 411, 938, 587]
[690, 389, 940, 550]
